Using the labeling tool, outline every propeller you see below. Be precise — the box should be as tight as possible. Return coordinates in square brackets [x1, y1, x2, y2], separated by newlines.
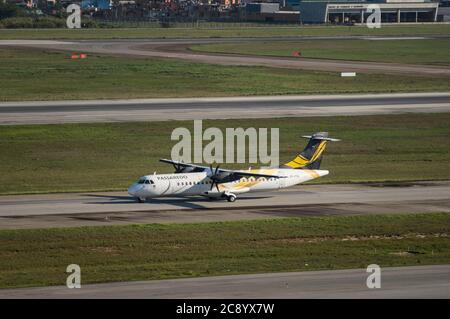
[173, 160, 196, 173]
[209, 164, 222, 192]
[173, 160, 191, 173]
[173, 161, 183, 173]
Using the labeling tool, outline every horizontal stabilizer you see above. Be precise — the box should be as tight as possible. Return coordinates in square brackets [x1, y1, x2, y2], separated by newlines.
[301, 132, 341, 142]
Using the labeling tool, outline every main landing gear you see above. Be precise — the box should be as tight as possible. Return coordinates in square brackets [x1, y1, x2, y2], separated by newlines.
[226, 194, 237, 202]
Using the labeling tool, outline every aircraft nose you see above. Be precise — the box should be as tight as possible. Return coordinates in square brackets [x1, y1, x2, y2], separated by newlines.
[128, 183, 139, 196]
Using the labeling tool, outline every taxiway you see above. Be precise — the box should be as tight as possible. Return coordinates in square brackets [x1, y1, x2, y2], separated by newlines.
[0, 181, 449, 229]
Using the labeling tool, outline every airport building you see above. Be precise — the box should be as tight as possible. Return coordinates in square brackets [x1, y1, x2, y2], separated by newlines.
[437, 0, 450, 21]
[245, 2, 300, 22]
[286, 0, 440, 24]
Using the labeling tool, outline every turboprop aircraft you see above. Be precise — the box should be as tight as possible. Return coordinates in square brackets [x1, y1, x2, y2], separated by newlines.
[128, 132, 339, 203]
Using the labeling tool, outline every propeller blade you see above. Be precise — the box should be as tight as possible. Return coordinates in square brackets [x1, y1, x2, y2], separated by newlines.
[208, 164, 222, 192]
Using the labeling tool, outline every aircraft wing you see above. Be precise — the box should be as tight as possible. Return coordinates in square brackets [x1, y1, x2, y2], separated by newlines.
[159, 158, 208, 172]
[159, 159, 284, 179]
[223, 170, 284, 179]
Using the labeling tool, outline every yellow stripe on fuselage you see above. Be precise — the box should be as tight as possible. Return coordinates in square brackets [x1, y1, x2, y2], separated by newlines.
[302, 169, 321, 179]
[219, 168, 277, 191]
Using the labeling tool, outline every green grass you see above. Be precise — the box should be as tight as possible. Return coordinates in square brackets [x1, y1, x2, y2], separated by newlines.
[1, 47, 450, 102]
[1, 24, 450, 40]
[191, 39, 450, 66]
[1, 113, 449, 194]
[0, 213, 449, 288]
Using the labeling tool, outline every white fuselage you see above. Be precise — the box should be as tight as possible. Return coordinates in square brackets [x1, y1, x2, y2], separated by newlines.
[128, 168, 329, 199]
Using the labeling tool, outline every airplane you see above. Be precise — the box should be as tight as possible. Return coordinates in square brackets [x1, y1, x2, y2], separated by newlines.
[128, 132, 339, 203]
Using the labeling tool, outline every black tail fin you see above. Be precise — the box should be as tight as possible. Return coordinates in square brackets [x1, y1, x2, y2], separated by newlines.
[281, 132, 339, 169]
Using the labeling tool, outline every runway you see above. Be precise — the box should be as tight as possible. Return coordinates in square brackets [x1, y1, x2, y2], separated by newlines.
[1, 92, 450, 125]
[1, 265, 448, 298]
[1, 37, 450, 77]
[1, 181, 449, 229]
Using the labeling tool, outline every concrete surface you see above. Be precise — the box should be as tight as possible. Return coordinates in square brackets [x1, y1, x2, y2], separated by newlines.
[1, 92, 450, 125]
[1, 265, 448, 299]
[0, 181, 449, 229]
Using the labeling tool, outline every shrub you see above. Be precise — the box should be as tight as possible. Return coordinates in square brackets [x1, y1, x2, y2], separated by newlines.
[0, 13, 98, 29]
[81, 18, 98, 29]
[34, 16, 66, 28]
[0, 3, 23, 20]
[0, 17, 34, 29]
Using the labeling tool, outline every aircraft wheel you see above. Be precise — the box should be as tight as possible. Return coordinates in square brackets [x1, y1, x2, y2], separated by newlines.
[227, 194, 237, 202]
[137, 197, 146, 203]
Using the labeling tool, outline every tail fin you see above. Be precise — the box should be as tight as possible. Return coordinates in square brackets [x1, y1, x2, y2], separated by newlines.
[281, 132, 340, 169]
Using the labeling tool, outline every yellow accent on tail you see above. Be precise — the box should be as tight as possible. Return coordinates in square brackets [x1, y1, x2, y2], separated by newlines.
[284, 141, 327, 169]
[311, 141, 327, 162]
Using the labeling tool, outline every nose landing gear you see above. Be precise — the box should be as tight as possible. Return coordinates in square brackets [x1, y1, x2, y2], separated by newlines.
[136, 197, 146, 203]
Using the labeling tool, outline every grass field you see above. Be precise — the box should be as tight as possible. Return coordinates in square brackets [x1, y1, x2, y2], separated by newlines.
[0, 213, 448, 288]
[191, 39, 450, 66]
[1, 24, 450, 40]
[0, 113, 449, 195]
[1, 47, 450, 102]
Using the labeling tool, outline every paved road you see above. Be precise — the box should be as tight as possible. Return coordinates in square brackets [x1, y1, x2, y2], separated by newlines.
[1, 93, 450, 125]
[1, 181, 449, 229]
[1, 37, 450, 76]
[1, 265, 448, 298]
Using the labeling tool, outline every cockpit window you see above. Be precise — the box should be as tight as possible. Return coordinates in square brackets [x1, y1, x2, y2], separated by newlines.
[138, 178, 154, 185]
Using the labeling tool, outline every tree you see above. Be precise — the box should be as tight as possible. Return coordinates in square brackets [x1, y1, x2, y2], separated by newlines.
[0, 2, 22, 20]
